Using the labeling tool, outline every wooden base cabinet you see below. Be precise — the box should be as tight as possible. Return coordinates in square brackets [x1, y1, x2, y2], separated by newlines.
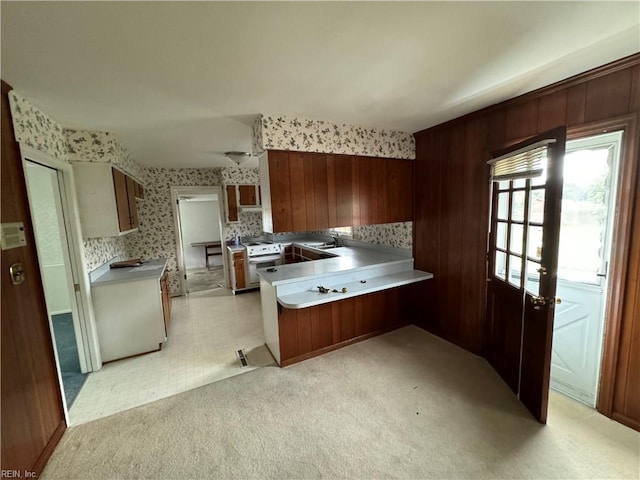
[277, 285, 416, 366]
[160, 271, 171, 333]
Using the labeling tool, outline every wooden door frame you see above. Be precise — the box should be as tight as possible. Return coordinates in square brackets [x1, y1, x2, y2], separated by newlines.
[566, 114, 639, 417]
[170, 186, 228, 295]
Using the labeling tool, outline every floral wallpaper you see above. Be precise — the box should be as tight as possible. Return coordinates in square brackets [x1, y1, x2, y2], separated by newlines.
[353, 222, 413, 250]
[83, 237, 129, 272]
[251, 115, 264, 155]
[254, 114, 415, 159]
[64, 129, 144, 180]
[8, 91, 69, 161]
[220, 166, 260, 185]
[225, 211, 264, 242]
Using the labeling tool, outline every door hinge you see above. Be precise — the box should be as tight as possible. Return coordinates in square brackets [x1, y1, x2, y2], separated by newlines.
[74, 283, 81, 292]
[184, 274, 187, 280]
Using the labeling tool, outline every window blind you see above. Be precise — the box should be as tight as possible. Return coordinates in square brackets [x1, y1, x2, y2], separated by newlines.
[488, 139, 554, 182]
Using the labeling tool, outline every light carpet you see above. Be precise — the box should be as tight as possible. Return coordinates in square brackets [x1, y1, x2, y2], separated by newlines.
[42, 326, 639, 479]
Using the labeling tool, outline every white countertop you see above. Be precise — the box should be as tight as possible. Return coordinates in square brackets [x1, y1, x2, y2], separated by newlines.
[278, 270, 434, 309]
[257, 245, 410, 287]
[91, 258, 167, 286]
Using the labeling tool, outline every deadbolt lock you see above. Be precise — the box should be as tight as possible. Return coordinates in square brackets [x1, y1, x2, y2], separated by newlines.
[9, 262, 26, 285]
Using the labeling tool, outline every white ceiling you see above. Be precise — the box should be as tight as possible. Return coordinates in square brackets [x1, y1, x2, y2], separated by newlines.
[2, 2, 638, 169]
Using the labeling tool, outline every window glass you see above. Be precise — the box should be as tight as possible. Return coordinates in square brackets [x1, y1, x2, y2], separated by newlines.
[528, 226, 543, 260]
[495, 251, 507, 280]
[511, 191, 525, 221]
[496, 222, 508, 250]
[513, 178, 527, 189]
[508, 255, 522, 288]
[497, 192, 509, 220]
[529, 188, 545, 224]
[510, 223, 524, 255]
[525, 260, 542, 296]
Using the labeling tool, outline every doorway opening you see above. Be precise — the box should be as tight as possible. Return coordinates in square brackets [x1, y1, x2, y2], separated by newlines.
[23, 160, 88, 411]
[171, 186, 228, 295]
[550, 131, 623, 408]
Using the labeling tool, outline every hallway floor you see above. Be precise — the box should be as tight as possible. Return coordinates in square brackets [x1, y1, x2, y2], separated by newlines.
[69, 289, 273, 425]
[185, 266, 225, 293]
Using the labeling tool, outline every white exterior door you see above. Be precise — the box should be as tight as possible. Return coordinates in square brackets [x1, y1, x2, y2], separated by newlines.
[550, 131, 622, 407]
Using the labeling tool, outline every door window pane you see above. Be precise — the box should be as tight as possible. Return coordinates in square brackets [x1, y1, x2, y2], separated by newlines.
[510, 223, 524, 255]
[495, 251, 506, 280]
[525, 260, 542, 296]
[531, 169, 547, 187]
[513, 178, 527, 189]
[497, 192, 509, 220]
[496, 222, 508, 250]
[508, 255, 522, 288]
[497, 180, 510, 191]
[529, 188, 545, 224]
[511, 191, 525, 221]
[528, 226, 543, 260]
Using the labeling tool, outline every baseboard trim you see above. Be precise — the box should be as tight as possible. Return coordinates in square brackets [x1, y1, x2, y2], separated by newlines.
[32, 419, 66, 475]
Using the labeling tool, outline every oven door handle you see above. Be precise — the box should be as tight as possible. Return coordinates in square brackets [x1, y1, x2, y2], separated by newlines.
[248, 254, 283, 263]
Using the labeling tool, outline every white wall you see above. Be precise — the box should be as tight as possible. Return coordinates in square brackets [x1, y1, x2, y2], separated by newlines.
[180, 200, 222, 269]
[24, 162, 72, 314]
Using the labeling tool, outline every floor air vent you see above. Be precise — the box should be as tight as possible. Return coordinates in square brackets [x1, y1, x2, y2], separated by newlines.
[236, 349, 248, 367]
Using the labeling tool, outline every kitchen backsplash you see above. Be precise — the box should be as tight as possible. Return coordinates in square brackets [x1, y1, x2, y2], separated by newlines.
[353, 222, 413, 250]
[8, 91, 69, 161]
[83, 237, 128, 272]
[252, 114, 415, 159]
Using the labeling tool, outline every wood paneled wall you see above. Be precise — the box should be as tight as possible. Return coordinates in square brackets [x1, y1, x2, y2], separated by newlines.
[413, 54, 640, 429]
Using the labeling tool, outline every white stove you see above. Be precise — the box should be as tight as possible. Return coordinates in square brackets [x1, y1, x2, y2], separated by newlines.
[244, 240, 283, 286]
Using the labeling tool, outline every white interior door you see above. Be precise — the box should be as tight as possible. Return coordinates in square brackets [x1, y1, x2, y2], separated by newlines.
[550, 131, 622, 407]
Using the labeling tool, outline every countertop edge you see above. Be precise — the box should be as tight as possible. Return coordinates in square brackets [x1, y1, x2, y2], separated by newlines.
[91, 259, 168, 286]
[277, 270, 433, 309]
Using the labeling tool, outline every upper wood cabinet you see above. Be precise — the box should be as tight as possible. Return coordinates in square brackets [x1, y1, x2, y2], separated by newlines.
[225, 184, 261, 223]
[259, 150, 413, 233]
[73, 163, 141, 237]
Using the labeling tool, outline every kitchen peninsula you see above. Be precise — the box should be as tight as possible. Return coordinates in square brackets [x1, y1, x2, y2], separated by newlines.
[258, 242, 432, 366]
